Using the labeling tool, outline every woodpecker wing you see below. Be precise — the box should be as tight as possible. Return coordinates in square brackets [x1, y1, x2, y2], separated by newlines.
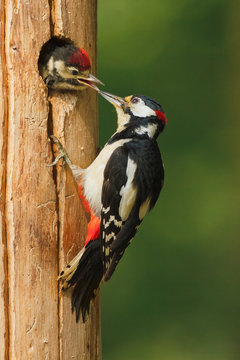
[101, 146, 126, 273]
[101, 145, 142, 281]
[101, 139, 164, 281]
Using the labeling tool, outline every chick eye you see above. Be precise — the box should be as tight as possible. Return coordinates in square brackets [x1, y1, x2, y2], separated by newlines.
[72, 69, 79, 75]
[131, 97, 139, 104]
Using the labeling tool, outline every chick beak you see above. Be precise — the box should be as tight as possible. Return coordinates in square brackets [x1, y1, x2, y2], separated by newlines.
[99, 91, 128, 110]
[77, 73, 104, 91]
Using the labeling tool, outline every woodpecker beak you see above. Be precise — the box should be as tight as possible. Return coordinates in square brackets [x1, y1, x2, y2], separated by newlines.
[77, 74, 104, 91]
[99, 91, 128, 109]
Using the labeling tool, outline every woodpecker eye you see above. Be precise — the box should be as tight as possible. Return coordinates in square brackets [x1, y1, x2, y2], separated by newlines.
[131, 97, 139, 104]
[71, 69, 79, 76]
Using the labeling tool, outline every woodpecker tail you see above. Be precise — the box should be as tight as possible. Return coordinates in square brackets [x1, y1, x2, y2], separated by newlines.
[59, 237, 103, 322]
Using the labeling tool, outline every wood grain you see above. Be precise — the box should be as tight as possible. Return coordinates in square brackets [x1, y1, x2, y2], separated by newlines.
[0, 0, 8, 358]
[0, 0, 100, 359]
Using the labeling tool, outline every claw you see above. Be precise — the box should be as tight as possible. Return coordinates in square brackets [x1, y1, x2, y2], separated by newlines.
[47, 135, 73, 168]
[47, 153, 65, 167]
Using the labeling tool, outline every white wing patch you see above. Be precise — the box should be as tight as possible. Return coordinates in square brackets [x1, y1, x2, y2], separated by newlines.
[139, 197, 151, 220]
[119, 157, 137, 221]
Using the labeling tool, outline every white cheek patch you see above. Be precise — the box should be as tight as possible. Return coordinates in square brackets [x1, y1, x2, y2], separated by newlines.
[130, 101, 156, 118]
[54, 60, 70, 77]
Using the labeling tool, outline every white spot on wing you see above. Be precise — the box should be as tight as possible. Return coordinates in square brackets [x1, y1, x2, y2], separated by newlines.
[104, 215, 122, 229]
[105, 232, 116, 243]
[102, 206, 110, 214]
[119, 157, 137, 221]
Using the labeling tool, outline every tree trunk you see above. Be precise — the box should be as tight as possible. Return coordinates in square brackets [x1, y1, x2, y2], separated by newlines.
[0, 1, 100, 359]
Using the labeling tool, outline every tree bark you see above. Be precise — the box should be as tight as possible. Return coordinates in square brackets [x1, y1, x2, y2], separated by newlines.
[0, 1, 100, 359]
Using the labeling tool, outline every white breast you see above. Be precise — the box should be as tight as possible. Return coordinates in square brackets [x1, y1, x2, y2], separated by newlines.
[82, 138, 130, 217]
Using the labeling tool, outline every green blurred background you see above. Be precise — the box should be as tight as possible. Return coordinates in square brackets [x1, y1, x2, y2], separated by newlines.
[98, 1, 240, 359]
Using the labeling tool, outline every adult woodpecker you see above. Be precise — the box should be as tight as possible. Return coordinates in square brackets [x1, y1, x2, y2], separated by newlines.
[38, 37, 103, 91]
[49, 91, 167, 322]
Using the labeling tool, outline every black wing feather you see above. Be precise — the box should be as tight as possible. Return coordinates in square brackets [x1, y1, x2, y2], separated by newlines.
[101, 146, 128, 275]
[101, 139, 164, 282]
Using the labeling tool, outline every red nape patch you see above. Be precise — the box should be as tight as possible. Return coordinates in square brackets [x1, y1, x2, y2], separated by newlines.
[155, 110, 167, 124]
[84, 214, 100, 246]
[69, 48, 91, 71]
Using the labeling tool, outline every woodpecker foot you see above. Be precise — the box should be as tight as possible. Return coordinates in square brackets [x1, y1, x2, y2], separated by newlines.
[47, 135, 73, 168]
[47, 135, 83, 181]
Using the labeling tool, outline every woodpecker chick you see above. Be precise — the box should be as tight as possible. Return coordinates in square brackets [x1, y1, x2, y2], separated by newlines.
[49, 91, 167, 322]
[38, 37, 103, 91]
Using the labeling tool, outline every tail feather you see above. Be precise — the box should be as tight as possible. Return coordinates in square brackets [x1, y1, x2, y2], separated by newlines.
[72, 274, 98, 322]
[61, 237, 103, 323]
[72, 277, 92, 322]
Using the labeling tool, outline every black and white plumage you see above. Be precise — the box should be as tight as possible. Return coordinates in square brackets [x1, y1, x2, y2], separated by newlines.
[49, 91, 166, 322]
[99, 92, 165, 281]
[38, 37, 103, 91]
[101, 137, 164, 280]
[69, 238, 103, 322]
